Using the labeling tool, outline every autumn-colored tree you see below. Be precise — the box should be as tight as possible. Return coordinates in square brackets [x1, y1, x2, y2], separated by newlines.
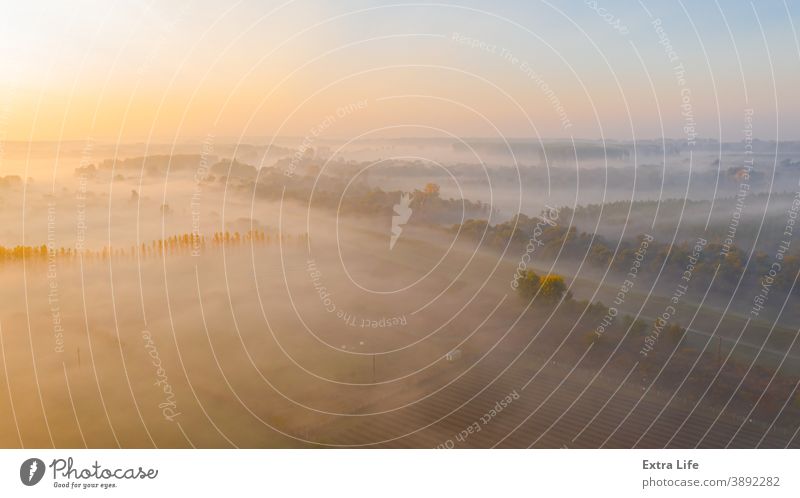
[423, 182, 440, 196]
[538, 274, 568, 303]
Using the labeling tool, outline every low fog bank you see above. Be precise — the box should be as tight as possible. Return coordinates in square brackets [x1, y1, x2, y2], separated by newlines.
[2, 141, 800, 448]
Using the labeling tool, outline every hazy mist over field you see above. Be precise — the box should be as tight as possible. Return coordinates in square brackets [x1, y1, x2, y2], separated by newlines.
[3, 1, 800, 451]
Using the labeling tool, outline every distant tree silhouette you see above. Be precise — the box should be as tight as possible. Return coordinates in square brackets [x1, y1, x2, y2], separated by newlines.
[0, 228, 307, 267]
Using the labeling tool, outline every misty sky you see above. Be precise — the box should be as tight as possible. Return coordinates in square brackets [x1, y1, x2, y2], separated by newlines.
[1, 0, 798, 142]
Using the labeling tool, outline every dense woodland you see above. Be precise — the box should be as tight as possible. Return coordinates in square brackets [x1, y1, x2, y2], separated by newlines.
[454, 212, 800, 298]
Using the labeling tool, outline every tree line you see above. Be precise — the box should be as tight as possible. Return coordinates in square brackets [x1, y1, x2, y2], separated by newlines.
[0, 229, 307, 266]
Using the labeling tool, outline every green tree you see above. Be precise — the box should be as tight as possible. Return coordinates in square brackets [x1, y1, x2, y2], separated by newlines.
[516, 270, 540, 300]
